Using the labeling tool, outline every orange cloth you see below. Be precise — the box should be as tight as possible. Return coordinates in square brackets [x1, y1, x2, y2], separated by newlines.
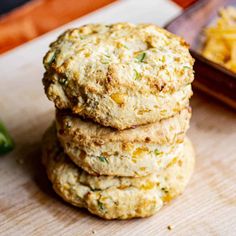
[174, 0, 196, 8]
[0, 0, 196, 54]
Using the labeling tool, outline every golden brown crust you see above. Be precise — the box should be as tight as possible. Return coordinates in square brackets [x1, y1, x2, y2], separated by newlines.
[55, 108, 191, 177]
[42, 125, 195, 219]
[43, 23, 194, 129]
[56, 107, 191, 145]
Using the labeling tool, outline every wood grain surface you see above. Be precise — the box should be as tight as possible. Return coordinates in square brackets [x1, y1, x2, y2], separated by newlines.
[0, 72, 235, 235]
[0, 1, 235, 235]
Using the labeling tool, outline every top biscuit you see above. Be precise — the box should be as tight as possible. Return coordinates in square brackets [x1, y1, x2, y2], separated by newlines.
[43, 23, 194, 129]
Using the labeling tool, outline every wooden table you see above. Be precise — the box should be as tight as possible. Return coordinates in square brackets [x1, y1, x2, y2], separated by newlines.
[0, 1, 235, 235]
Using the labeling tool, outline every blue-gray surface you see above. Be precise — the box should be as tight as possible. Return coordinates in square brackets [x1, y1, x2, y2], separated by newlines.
[0, 0, 31, 15]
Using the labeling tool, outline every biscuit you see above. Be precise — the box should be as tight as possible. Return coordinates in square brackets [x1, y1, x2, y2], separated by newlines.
[43, 23, 194, 129]
[56, 108, 191, 177]
[42, 125, 195, 219]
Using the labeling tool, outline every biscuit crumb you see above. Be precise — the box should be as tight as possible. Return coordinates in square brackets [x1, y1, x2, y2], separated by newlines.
[167, 225, 173, 230]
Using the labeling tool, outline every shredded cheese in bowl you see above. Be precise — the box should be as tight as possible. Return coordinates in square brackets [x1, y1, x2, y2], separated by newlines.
[202, 6, 236, 73]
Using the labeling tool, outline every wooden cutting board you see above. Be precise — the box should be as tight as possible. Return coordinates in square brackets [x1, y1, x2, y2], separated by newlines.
[0, 1, 235, 235]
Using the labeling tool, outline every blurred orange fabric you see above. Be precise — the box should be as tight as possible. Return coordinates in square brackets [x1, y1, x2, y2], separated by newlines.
[0, 0, 196, 54]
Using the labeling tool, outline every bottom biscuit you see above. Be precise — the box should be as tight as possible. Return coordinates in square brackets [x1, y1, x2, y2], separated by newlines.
[42, 125, 195, 220]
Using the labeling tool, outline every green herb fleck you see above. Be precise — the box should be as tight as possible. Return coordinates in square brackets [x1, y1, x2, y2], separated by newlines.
[65, 121, 72, 128]
[0, 121, 14, 155]
[160, 109, 167, 115]
[58, 76, 68, 85]
[183, 66, 191, 70]
[134, 69, 141, 80]
[161, 55, 166, 63]
[122, 44, 129, 49]
[154, 149, 161, 156]
[49, 53, 56, 64]
[101, 54, 111, 64]
[47, 49, 60, 66]
[135, 52, 146, 62]
[97, 200, 105, 211]
[98, 156, 109, 163]
[101, 61, 109, 64]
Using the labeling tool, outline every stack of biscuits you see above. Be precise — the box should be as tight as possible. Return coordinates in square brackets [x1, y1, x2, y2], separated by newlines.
[41, 23, 195, 220]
